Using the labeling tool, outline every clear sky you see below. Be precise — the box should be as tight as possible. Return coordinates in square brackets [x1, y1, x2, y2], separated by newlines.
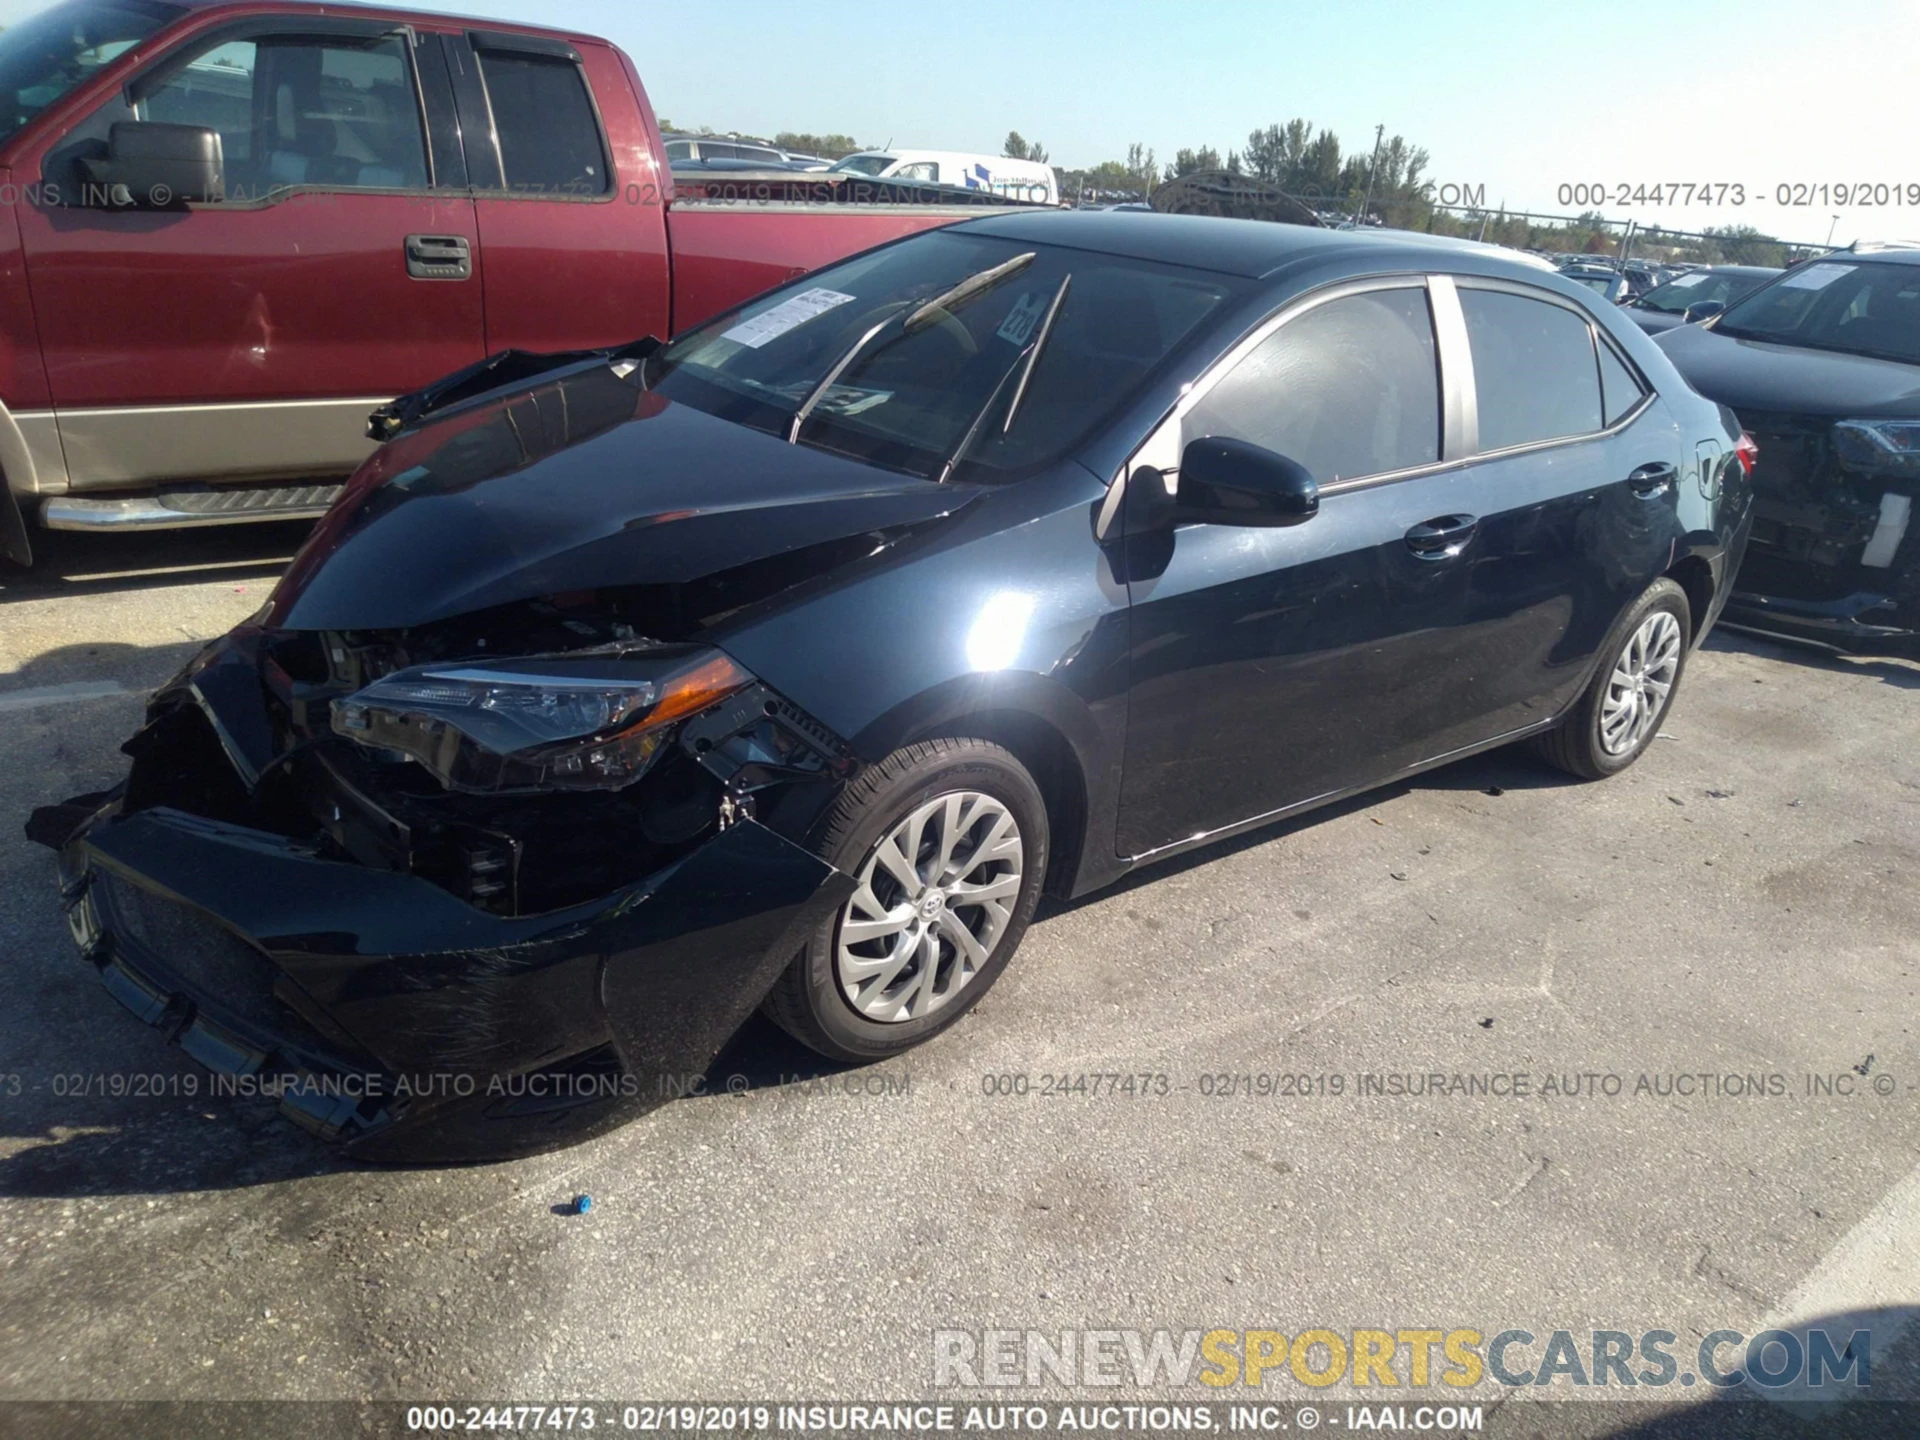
[6, 0, 1915, 244]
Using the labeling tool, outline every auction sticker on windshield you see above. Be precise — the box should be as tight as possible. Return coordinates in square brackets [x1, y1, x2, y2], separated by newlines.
[721, 288, 857, 349]
[996, 291, 1048, 346]
[1779, 262, 1854, 291]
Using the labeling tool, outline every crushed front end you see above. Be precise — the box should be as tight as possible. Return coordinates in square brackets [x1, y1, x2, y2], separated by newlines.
[30, 602, 859, 1162]
[1723, 413, 1920, 656]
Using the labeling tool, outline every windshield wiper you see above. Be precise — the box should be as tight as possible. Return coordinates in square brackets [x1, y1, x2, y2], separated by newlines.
[786, 304, 910, 442]
[903, 252, 1036, 334]
[788, 252, 1039, 443]
[936, 273, 1070, 484]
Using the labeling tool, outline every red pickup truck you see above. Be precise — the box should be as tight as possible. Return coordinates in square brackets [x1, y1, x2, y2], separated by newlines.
[0, 0, 1022, 562]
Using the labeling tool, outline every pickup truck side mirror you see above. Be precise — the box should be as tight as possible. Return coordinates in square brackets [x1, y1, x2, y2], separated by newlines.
[1682, 300, 1725, 324]
[79, 122, 224, 208]
[1170, 436, 1319, 527]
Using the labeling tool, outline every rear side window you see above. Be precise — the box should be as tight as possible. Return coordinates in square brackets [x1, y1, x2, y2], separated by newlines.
[1597, 339, 1645, 426]
[1186, 287, 1440, 483]
[1461, 288, 1603, 450]
[477, 51, 608, 194]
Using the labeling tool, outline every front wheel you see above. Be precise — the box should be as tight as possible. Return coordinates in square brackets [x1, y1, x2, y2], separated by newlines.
[1530, 577, 1691, 780]
[762, 737, 1048, 1062]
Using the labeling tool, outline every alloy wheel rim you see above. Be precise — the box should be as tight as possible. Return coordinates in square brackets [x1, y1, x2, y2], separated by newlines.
[836, 790, 1023, 1023]
[1600, 610, 1682, 756]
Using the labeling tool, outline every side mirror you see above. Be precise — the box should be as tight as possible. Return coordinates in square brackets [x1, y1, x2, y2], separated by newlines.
[79, 122, 224, 208]
[1683, 300, 1725, 324]
[1171, 436, 1319, 527]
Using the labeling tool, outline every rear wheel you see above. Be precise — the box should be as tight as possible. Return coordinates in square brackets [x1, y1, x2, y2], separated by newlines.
[763, 737, 1048, 1062]
[1530, 577, 1691, 779]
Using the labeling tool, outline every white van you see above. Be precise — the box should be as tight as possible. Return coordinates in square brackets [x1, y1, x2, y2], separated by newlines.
[827, 150, 1059, 206]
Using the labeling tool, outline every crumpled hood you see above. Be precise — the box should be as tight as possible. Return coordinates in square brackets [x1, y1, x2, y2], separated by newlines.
[1657, 322, 1920, 418]
[265, 366, 982, 631]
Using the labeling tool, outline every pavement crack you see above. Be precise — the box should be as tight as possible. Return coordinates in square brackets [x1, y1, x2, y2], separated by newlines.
[1692, 1246, 1773, 1308]
[1493, 1153, 1549, 1208]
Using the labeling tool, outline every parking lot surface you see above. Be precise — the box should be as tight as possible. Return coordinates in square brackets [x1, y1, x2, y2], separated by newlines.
[1, 528, 1916, 1427]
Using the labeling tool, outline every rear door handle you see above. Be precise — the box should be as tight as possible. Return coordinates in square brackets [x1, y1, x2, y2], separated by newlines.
[405, 233, 471, 280]
[1627, 461, 1677, 498]
[1405, 513, 1478, 560]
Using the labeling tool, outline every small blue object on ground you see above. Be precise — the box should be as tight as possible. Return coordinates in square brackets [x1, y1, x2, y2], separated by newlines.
[573, 1194, 593, 1215]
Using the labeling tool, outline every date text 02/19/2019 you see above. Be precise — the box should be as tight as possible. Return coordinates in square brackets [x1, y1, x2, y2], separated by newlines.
[1554, 181, 1920, 208]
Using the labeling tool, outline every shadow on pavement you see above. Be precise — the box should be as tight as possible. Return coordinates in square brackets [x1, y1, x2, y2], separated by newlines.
[0, 520, 309, 605]
[1707, 625, 1920, 692]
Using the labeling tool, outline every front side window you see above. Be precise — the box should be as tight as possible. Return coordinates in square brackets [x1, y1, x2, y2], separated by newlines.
[1461, 287, 1603, 450]
[830, 153, 891, 176]
[895, 161, 937, 182]
[477, 51, 608, 195]
[1184, 287, 1441, 484]
[646, 230, 1241, 482]
[134, 32, 428, 193]
[0, 0, 181, 147]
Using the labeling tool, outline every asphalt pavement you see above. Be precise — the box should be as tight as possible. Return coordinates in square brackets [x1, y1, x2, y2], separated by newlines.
[0, 525, 1916, 1433]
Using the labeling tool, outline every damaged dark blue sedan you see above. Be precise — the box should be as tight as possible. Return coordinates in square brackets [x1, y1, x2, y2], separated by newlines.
[31, 212, 1753, 1160]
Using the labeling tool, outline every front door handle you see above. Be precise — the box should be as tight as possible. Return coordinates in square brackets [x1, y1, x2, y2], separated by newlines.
[1627, 461, 1677, 498]
[1405, 513, 1478, 560]
[405, 233, 471, 280]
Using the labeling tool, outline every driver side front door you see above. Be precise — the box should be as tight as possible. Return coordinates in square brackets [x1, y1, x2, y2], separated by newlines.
[1115, 277, 1494, 858]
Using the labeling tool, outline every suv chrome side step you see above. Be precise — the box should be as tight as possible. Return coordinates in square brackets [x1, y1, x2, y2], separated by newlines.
[40, 483, 345, 532]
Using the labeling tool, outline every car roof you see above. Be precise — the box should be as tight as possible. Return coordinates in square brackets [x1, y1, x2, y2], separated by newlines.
[954, 210, 1585, 283]
[1825, 247, 1920, 266]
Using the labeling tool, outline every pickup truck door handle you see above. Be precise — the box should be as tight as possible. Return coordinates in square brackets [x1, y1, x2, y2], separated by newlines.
[1627, 461, 1677, 498]
[405, 233, 471, 280]
[1404, 513, 1478, 560]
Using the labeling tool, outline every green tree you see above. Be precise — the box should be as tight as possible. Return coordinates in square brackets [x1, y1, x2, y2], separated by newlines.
[1003, 131, 1050, 163]
[773, 132, 865, 160]
[1170, 146, 1222, 178]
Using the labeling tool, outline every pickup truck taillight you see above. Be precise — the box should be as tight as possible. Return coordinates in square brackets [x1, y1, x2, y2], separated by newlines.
[1734, 432, 1759, 478]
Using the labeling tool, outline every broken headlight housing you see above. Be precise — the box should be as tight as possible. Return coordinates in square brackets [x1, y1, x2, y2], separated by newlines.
[1834, 419, 1920, 478]
[330, 648, 752, 793]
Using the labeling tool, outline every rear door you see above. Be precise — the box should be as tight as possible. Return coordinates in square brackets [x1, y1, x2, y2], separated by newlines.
[1116, 278, 1493, 858]
[17, 18, 484, 490]
[1441, 278, 1680, 736]
[443, 31, 670, 353]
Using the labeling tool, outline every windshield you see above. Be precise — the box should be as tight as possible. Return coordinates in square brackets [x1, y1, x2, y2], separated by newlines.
[645, 230, 1242, 482]
[1638, 269, 1774, 315]
[1715, 260, 1920, 364]
[0, 0, 181, 147]
[830, 154, 892, 176]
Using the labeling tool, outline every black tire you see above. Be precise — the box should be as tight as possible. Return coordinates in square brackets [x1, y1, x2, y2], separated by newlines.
[1530, 577, 1692, 780]
[762, 737, 1049, 1062]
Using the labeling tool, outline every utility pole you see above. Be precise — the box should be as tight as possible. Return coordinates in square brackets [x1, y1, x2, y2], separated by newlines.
[1826, 214, 1840, 246]
[1355, 123, 1384, 226]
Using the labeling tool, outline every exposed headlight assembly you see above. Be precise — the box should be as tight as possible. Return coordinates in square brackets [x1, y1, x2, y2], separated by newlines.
[1833, 419, 1920, 477]
[331, 648, 752, 792]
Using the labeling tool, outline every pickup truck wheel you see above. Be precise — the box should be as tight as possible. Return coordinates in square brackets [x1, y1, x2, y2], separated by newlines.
[1530, 577, 1691, 780]
[763, 738, 1047, 1063]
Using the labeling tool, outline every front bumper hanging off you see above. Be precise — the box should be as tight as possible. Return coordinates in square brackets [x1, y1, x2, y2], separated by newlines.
[51, 796, 850, 1162]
